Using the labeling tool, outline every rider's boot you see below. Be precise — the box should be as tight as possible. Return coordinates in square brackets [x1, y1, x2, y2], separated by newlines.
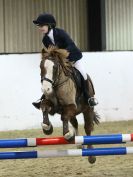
[32, 94, 45, 109]
[84, 80, 98, 107]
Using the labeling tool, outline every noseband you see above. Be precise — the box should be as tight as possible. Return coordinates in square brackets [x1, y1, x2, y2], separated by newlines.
[41, 77, 54, 85]
[41, 63, 69, 88]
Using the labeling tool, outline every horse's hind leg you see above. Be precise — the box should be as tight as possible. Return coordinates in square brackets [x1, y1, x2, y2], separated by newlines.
[83, 107, 96, 164]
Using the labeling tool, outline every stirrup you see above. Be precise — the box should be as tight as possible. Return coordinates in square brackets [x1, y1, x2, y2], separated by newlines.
[88, 97, 98, 107]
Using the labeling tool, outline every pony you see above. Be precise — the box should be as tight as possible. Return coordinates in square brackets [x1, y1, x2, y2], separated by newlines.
[38, 46, 99, 163]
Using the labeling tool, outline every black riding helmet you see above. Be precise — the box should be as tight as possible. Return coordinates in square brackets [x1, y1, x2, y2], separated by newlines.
[33, 13, 56, 28]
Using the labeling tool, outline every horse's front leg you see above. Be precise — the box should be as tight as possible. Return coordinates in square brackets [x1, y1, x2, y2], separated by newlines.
[41, 111, 53, 135]
[40, 100, 53, 135]
[70, 117, 83, 149]
[61, 104, 77, 141]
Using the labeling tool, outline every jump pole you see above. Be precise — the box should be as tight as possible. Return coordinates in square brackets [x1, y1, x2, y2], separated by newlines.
[0, 147, 133, 160]
[0, 133, 133, 148]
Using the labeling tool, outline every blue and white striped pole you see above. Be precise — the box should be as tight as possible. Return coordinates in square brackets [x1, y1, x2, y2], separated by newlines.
[0, 133, 133, 148]
[75, 133, 133, 145]
[0, 147, 133, 159]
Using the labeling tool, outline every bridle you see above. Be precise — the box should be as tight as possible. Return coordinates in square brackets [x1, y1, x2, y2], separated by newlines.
[41, 61, 69, 89]
[41, 77, 54, 85]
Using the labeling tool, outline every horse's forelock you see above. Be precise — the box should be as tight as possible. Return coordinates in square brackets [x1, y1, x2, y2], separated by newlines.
[49, 48, 73, 75]
[41, 46, 72, 75]
[42, 46, 69, 60]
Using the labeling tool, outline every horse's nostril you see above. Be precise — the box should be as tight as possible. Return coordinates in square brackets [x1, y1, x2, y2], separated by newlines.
[47, 88, 50, 91]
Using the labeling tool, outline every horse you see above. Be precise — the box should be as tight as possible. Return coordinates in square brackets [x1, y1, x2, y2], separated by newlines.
[38, 46, 99, 163]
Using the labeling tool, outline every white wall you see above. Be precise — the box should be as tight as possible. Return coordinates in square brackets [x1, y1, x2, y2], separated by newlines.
[0, 52, 133, 130]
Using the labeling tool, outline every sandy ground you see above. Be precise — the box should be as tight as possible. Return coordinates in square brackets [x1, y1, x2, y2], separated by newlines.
[0, 120, 133, 177]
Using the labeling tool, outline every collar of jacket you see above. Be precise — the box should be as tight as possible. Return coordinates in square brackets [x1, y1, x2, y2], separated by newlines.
[47, 29, 55, 44]
[44, 28, 59, 45]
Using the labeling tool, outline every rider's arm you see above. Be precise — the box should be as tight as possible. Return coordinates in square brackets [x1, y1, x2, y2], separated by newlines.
[59, 29, 82, 61]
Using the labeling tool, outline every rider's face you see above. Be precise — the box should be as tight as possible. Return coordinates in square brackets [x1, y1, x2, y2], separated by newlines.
[38, 25, 49, 34]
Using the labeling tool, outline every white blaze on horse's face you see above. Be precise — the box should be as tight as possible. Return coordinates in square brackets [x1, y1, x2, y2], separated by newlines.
[41, 59, 54, 95]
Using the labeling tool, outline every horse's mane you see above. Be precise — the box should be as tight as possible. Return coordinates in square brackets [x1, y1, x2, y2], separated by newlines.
[41, 46, 73, 75]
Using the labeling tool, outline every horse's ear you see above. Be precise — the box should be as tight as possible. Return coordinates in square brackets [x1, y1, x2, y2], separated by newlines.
[42, 47, 48, 54]
[41, 47, 48, 59]
[42, 48, 45, 54]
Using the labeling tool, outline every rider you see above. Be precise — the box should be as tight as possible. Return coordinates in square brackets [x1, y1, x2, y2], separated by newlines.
[32, 12, 98, 108]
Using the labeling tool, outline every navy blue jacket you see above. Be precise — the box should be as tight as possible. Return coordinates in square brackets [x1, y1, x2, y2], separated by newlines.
[42, 28, 82, 62]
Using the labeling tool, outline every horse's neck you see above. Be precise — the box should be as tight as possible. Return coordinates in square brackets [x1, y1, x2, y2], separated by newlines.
[58, 67, 69, 81]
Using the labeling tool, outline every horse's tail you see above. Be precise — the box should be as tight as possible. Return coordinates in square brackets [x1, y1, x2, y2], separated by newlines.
[93, 111, 100, 125]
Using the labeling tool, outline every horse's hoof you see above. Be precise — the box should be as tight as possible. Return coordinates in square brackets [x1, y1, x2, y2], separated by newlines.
[88, 156, 96, 164]
[42, 126, 53, 135]
[41, 122, 53, 135]
[64, 131, 75, 142]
